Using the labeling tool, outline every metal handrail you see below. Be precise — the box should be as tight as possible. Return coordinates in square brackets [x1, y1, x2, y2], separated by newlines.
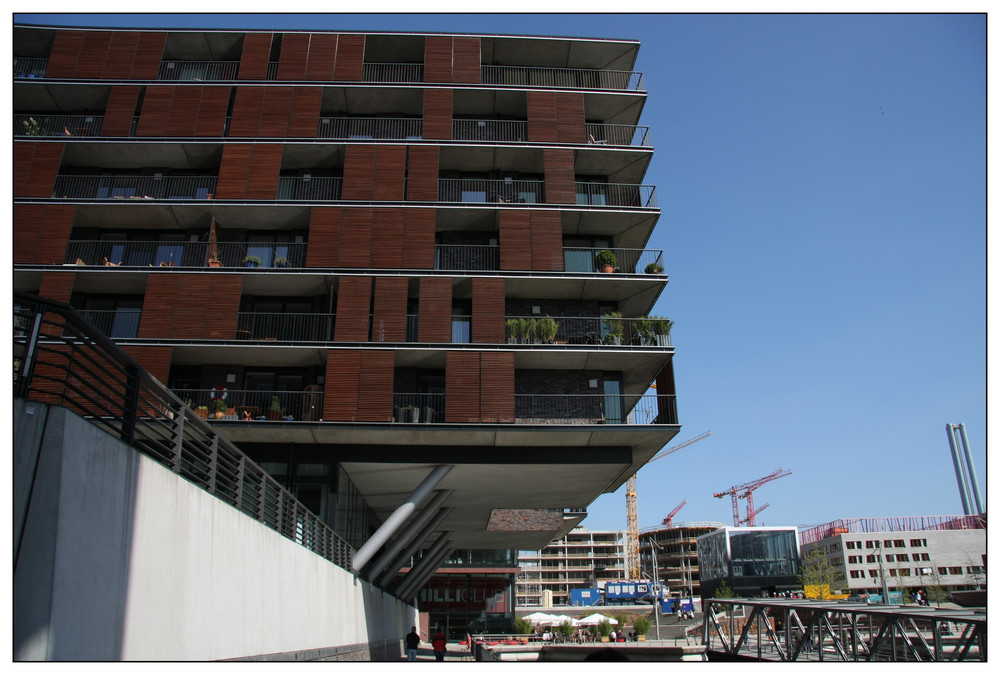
[514, 393, 677, 425]
[14, 57, 48, 79]
[574, 182, 658, 208]
[175, 388, 324, 422]
[362, 63, 424, 83]
[317, 116, 423, 140]
[481, 65, 644, 91]
[15, 114, 104, 137]
[276, 176, 343, 201]
[563, 246, 664, 275]
[13, 291, 354, 570]
[438, 179, 544, 204]
[452, 119, 529, 143]
[51, 175, 218, 200]
[64, 240, 307, 269]
[236, 312, 332, 342]
[158, 60, 240, 81]
[435, 244, 500, 271]
[505, 314, 672, 347]
[585, 123, 652, 147]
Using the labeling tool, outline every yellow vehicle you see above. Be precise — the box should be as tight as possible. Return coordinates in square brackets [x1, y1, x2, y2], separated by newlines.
[804, 584, 850, 600]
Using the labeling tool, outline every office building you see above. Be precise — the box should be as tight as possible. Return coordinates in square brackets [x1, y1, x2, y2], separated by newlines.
[14, 24, 675, 639]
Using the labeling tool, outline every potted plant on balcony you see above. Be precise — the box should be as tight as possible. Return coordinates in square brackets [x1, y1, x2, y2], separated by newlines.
[506, 318, 520, 344]
[213, 397, 228, 419]
[601, 311, 624, 345]
[651, 316, 674, 346]
[274, 256, 289, 268]
[195, 405, 209, 420]
[519, 318, 536, 344]
[538, 316, 559, 343]
[634, 315, 655, 345]
[595, 249, 617, 273]
[267, 395, 282, 420]
[243, 255, 263, 268]
[645, 261, 664, 275]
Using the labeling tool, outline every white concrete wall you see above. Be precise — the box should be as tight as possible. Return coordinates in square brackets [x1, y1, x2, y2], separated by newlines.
[14, 401, 417, 661]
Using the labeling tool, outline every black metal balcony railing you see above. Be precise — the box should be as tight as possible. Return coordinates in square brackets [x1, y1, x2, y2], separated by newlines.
[362, 63, 424, 83]
[64, 240, 306, 269]
[505, 315, 672, 347]
[438, 179, 544, 204]
[585, 123, 652, 148]
[236, 312, 332, 342]
[515, 393, 676, 425]
[51, 175, 218, 201]
[481, 66, 644, 92]
[435, 244, 500, 271]
[178, 388, 324, 422]
[158, 60, 240, 81]
[575, 182, 658, 208]
[78, 309, 142, 339]
[14, 57, 48, 79]
[563, 247, 664, 275]
[13, 291, 353, 570]
[317, 116, 423, 140]
[392, 393, 446, 423]
[276, 177, 343, 201]
[452, 120, 529, 143]
[15, 114, 103, 137]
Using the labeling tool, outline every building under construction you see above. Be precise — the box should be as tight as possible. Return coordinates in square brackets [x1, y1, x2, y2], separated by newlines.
[639, 521, 725, 598]
[516, 528, 627, 607]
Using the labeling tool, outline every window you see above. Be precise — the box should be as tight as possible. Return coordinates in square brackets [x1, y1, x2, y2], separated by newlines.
[948, 567, 962, 575]
[895, 554, 909, 562]
[938, 567, 949, 576]
[894, 540, 905, 548]
[884, 554, 894, 562]
[869, 569, 879, 578]
[883, 540, 894, 548]
[967, 566, 984, 575]
[866, 555, 876, 563]
[846, 541, 856, 550]
[910, 538, 926, 548]
[848, 556, 861, 564]
[850, 570, 865, 579]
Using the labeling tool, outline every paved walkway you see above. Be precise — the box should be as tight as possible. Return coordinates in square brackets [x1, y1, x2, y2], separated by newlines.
[400, 644, 475, 662]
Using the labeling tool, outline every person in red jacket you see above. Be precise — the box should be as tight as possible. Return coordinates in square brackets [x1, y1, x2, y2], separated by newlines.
[432, 631, 447, 661]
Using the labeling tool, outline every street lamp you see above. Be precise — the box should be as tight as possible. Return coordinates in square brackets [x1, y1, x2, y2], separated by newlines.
[649, 539, 663, 640]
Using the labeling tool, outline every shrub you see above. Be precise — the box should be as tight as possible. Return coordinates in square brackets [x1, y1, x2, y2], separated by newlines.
[632, 615, 651, 636]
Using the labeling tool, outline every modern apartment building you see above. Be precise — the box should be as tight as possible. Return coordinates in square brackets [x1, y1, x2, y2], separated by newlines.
[799, 515, 986, 600]
[13, 24, 677, 635]
[517, 528, 628, 607]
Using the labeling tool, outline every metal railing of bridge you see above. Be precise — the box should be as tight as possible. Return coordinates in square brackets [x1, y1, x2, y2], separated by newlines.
[13, 291, 354, 571]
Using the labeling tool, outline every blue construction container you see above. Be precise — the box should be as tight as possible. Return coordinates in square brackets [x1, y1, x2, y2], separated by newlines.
[569, 588, 602, 606]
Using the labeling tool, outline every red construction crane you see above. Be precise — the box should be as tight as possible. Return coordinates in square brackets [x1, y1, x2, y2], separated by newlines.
[739, 502, 769, 527]
[661, 499, 687, 528]
[714, 468, 792, 527]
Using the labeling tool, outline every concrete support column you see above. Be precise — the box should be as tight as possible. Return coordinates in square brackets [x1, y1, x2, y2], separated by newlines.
[364, 489, 453, 579]
[351, 465, 452, 574]
[393, 533, 452, 599]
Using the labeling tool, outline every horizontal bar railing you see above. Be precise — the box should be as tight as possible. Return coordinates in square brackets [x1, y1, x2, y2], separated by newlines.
[317, 116, 423, 140]
[563, 247, 664, 275]
[391, 393, 446, 423]
[51, 175, 218, 200]
[505, 315, 672, 347]
[158, 60, 240, 81]
[362, 63, 424, 83]
[438, 179, 544, 204]
[452, 119, 529, 143]
[276, 177, 343, 201]
[435, 244, 500, 271]
[175, 388, 324, 422]
[481, 65, 644, 91]
[585, 123, 652, 147]
[514, 393, 676, 425]
[14, 57, 48, 79]
[63, 240, 308, 269]
[13, 291, 352, 570]
[575, 182, 658, 208]
[235, 312, 333, 342]
[16, 114, 104, 137]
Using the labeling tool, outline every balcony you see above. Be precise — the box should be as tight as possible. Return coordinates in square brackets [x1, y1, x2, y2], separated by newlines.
[505, 314, 672, 347]
[14, 57, 47, 79]
[317, 116, 422, 140]
[361, 63, 424, 83]
[78, 309, 142, 338]
[178, 388, 323, 421]
[452, 120, 528, 143]
[575, 182, 658, 208]
[276, 177, 343, 201]
[564, 247, 663, 275]
[392, 393, 445, 423]
[435, 244, 500, 271]
[481, 66, 644, 92]
[158, 60, 240, 81]
[236, 312, 332, 342]
[438, 178, 544, 204]
[51, 175, 218, 201]
[16, 114, 103, 137]
[64, 240, 307, 269]
[585, 123, 652, 148]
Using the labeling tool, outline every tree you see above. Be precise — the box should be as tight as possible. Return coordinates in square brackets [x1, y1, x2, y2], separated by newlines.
[798, 548, 845, 599]
[713, 579, 736, 598]
[513, 617, 533, 635]
[925, 571, 949, 607]
[632, 615, 652, 636]
[556, 620, 576, 640]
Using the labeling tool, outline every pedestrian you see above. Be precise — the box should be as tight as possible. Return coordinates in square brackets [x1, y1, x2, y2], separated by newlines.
[405, 626, 421, 661]
[432, 631, 447, 662]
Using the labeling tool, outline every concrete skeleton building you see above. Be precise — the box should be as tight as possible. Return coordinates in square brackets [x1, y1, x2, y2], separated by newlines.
[798, 515, 987, 599]
[640, 521, 724, 598]
[517, 528, 628, 607]
[13, 23, 677, 648]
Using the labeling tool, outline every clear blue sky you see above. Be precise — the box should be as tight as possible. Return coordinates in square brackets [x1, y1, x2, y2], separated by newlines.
[15, 13, 987, 533]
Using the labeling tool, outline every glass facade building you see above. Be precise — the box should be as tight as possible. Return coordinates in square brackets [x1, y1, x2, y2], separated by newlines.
[698, 526, 801, 599]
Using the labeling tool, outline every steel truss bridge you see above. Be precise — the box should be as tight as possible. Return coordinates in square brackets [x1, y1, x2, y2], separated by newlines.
[701, 598, 985, 662]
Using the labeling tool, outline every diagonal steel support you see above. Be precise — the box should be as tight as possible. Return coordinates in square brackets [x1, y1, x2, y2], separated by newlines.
[350, 465, 452, 575]
[364, 489, 453, 580]
[394, 534, 453, 600]
[396, 541, 455, 602]
[377, 505, 454, 587]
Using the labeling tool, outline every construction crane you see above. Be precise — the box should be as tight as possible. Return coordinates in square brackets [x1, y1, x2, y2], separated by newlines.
[714, 468, 792, 527]
[662, 499, 687, 527]
[739, 502, 769, 527]
[626, 431, 712, 579]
